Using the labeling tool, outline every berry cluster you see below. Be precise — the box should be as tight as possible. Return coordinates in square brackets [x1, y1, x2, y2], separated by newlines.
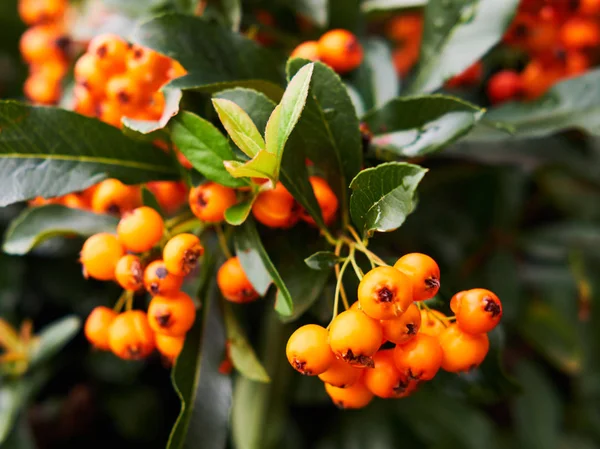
[286, 253, 503, 409]
[18, 0, 72, 104]
[291, 29, 364, 74]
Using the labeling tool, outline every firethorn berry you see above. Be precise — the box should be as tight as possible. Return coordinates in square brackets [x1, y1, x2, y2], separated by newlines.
[84, 306, 117, 351]
[328, 309, 383, 367]
[357, 266, 413, 320]
[126, 45, 172, 90]
[439, 324, 489, 373]
[97, 100, 125, 128]
[290, 41, 320, 61]
[73, 84, 96, 116]
[109, 310, 155, 360]
[147, 181, 188, 214]
[393, 333, 443, 381]
[560, 17, 600, 49]
[317, 29, 364, 74]
[114, 255, 143, 291]
[419, 309, 449, 337]
[23, 73, 61, 104]
[393, 253, 440, 302]
[565, 50, 590, 76]
[301, 176, 338, 226]
[252, 182, 299, 228]
[363, 350, 415, 399]
[520, 58, 563, 100]
[106, 75, 144, 113]
[144, 260, 184, 296]
[74, 53, 110, 98]
[286, 324, 334, 375]
[155, 334, 185, 362]
[445, 61, 483, 88]
[88, 34, 128, 74]
[80, 233, 124, 281]
[148, 291, 197, 337]
[117, 206, 164, 253]
[217, 257, 259, 303]
[163, 233, 204, 276]
[580, 0, 600, 14]
[487, 70, 523, 104]
[380, 303, 421, 345]
[324, 380, 374, 409]
[19, 0, 68, 25]
[189, 182, 237, 223]
[20, 25, 69, 64]
[455, 288, 502, 335]
[318, 358, 363, 388]
[91, 179, 141, 215]
[450, 291, 466, 314]
[61, 193, 88, 210]
[392, 43, 420, 77]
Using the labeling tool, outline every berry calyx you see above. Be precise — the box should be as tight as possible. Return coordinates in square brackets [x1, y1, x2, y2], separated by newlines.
[114, 254, 144, 291]
[163, 233, 204, 276]
[147, 291, 197, 337]
[144, 260, 184, 296]
[393, 253, 440, 301]
[328, 309, 383, 368]
[358, 266, 413, 320]
[392, 333, 443, 381]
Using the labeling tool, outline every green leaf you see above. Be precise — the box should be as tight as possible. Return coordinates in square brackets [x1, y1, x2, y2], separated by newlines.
[304, 251, 343, 270]
[122, 87, 182, 135]
[212, 98, 265, 158]
[349, 162, 428, 236]
[141, 187, 164, 215]
[363, 95, 484, 157]
[328, 0, 360, 30]
[362, 0, 427, 13]
[223, 304, 270, 382]
[287, 60, 363, 226]
[203, 0, 241, 31]
[0, 101, 179, 206]
[170, 111, 246, 188]
[224, 151, 278, 183]
[3, 205, 118, 255]
[409, 0, 519, 93]
[28, 316, 81, 368]
[234, 219, 293, 316]
[133, 14, 285, 93]
[290, 0, 328, 27]
[225, 195, 257, 226]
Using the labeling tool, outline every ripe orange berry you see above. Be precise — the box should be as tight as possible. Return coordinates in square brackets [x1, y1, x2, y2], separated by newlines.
[392, 43, 420, 77]
[73, 84, 96, 116]
[291, 41, 320, 61]
[325, 380, 373, 409]
[439, 324, 489, 373]
[318, 357, 363, 388]
[217, 257, 259, 303]
[23, 73, 61, 104]
[148, 291, 197, 337]
[449, 291, 466, 314]
[565, 50, 590, 76]
[580, 0, 600, 14]
[163, 233, 204, 276]
[80, 233, 124, 281]
[455, 288, 502, 335]
[380, 302, 421, 345]
[126, 45, 172, 90]
[317, 29, 363, 74]
[91, 179, 141, 215]
[560, 17, 600, 49]
[393, 253, 440, 301]
[301, 176, 338, 226]
[61, 193, 87, 209]
[363, 349, 416, 399]
[144, 260, 184, 296]
[392, 333, 443, 381]
[88, 33, 128, 75]
[147, 181, 188, 214]
[328, 309, 383, 367]
[357, 266, 413, 320]
[155, 333, 185, 362]
[487, 70, 522, 105]
[74, 53, 110, 98]
[20, 25, 69, 64]
[445, 61, 483, 88]
[188, 183, 237, 223]
[19, 0, 68, 25]
[84, 306, 117, 350]
[252, 182, 299, 228]
[520, 58, 563, 100]
[106, 75, 144, 113]
[386, 13, 423, 43]
[117, 206, 164, 253]
[97, 100, 124, 128]
[109, 310, 155, 360]
[419, 309, 449, 337]
[31, 57, 68, 81]
[114, 254, 143, 291]
[286, 324, 334, 375]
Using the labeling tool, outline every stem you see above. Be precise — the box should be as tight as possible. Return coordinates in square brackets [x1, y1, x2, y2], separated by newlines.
[215, 224, 233, 259]
[331, 253, 352, 323]
[422, 302, 448, 326]
[346, 225, 388, 267]
[165, 210, 196, 230]
[333, 242, 350, 311]
[113, 290, 133, 314]
[171, 218, 204, 235]
[350, 252, 364, 280]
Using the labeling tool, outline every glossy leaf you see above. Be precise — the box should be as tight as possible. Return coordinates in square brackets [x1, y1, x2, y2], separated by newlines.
[364, 95, 484, 157]
[225, 195, 257, 226]
[28, 316, 81, 367]
[170, 111, 246, 188]
[409, 0, 519, 93]
[349, 162, 428, 236]
[223, 304, 270, 383]
[0, 101, 178, 206]
[224, 151, 278, 183]
[304, 251, 344, 270]
[212, 98, 265, 157]
[141, 187, 163, 215]
[3, 205, 118, 255]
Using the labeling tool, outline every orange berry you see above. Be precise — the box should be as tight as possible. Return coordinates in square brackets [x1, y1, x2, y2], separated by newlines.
[392, 42, 420, 77]
[386, 13, 423, 42]
[328, 309, 383, 367]
[487, 70, 523, 105]
[148, 291, 196, 337]
[445, 61, 483, 88]
[325, 380, 373, 409]
[88, 33, 128, 74]
[252, 182, 299, 228]
[19, 0, 68, 25]
[84, 306, 117, 350]
[455, 288, 502, 335]
[23, 73, 61, 104]
[363, 349, 416, 399]
[286, 324, 334, 375]
[380, 302, 421, 345]
[114, 254, 143, 291]
[155, 333, 185, 362]
[168, 60, 187, 79]
[80, 233, 124, 281]
[108, 310, 155, 360]
[117, 206, 164, 253]
[163, 233, 204, 276]
[357, 266, 413, 320]
[301, 176, 338, 226]
[561, 17, 600, 49]
[291, 41, 320, 61]
[31, 57, 68, 82]
[73, 84, 97, 116]
[146, 181, 188, 214]
[565, 50, 590, 76]
[97, 100, 124, 128]
[317, 29, 363, 74]
[188, 182, 237, 223]
[217, 257, 259, 303]
[439, 324, 489, 373]
[393, 253, 440, 301]
[143, 260, 184, 296]
[20, 24, 69, 64]
[419, 309, 449, 338]
[579, 0, 600, 14]
[91, 179, 141, 215]
[449, 291, 466, 314]
[392, 333, 443, 381]
[520, 58, 563, 100]
[74, 53, 110, 98]
[106, 75, 144, 113]
[61, 193, 87, 209]
[317, 357, 363, 388]
[126, 45, 171, 90]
